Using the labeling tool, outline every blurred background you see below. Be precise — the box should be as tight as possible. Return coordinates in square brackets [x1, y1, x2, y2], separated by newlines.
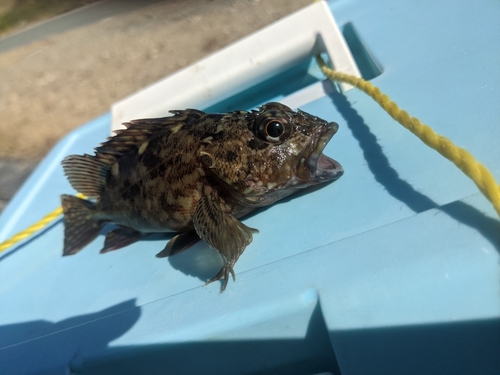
[0, 0, 311, 212]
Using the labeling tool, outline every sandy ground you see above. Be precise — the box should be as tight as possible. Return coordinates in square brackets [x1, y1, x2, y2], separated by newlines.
[0, 158, 35, 212]
[0, 0, 311, 161]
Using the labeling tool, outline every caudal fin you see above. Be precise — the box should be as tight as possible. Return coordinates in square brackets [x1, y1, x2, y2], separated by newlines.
[61, 194, 102, 256]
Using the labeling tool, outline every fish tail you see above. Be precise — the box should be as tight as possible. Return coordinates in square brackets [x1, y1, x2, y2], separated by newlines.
[61, 194, 102, 256]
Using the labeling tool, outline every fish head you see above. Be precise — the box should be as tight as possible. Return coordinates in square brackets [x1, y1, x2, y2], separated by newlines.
[200, 102, 343, 207]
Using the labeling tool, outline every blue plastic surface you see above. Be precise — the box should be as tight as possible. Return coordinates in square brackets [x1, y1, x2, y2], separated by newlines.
[1, 0, 500, 374]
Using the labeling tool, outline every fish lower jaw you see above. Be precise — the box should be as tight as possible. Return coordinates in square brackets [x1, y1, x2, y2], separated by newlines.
[313, 154, 343, 181]
[305, 122, 340, 179]
[293, 153, 343, 186]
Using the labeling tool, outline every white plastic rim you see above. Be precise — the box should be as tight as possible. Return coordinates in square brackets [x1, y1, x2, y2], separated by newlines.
[111, 1, 360, 131]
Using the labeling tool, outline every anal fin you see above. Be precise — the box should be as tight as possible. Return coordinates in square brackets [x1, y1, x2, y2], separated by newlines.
[100, 227, 146, 254]
[156, 231, 201, 258]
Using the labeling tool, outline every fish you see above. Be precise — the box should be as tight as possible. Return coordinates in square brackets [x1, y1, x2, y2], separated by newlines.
[61, 102, 343, 291]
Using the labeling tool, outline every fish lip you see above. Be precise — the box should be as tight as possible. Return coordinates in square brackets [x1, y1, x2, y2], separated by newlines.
[307, 121, 343, 181]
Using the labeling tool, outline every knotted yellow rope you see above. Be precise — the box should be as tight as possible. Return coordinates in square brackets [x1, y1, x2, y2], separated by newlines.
[0, 193, 86, 254]
[316, 55, 500, 218]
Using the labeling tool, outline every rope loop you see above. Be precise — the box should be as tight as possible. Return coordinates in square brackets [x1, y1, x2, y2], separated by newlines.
[316, 54, 500, 218]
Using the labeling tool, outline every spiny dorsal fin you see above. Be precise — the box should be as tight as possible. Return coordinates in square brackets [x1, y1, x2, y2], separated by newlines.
[62, 154, 110, 198]
[62, 110, 206, 197]
[94, 109, 205, 163]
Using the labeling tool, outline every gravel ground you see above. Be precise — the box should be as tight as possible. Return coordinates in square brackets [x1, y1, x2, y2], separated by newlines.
[0, 0, 311, 211]
[0, 0, 310, 160]
[0, 158, 37, 212]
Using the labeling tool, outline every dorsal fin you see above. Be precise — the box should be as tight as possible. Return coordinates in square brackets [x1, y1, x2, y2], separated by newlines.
[62, 154, 110, 198]
[62, 109, 205, 196]
[95, 109, 205, 163]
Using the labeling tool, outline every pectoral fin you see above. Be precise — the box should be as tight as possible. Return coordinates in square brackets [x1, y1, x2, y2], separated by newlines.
[193, 192, 258, 292]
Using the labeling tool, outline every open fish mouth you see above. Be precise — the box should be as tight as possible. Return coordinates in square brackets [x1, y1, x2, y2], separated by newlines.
[307, 121, 343, 182]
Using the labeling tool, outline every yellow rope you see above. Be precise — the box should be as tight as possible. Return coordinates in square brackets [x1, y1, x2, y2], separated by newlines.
[0, 193, 86, 254]
[1, 56, 499, 255]
[316, 55, 500, 218]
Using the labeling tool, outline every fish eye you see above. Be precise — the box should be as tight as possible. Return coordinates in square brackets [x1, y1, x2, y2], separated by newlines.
[257, 117, 290, 143]
[266, 121, 284, 138]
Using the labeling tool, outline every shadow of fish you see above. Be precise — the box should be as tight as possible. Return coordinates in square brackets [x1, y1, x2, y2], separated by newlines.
[61, 102, 343, 292]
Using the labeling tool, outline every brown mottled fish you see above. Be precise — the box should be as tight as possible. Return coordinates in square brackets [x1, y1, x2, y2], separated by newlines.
[61, 102, 343, 291]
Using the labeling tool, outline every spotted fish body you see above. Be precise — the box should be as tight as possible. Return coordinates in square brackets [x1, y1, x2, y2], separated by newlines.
[61, 102, 343, 291]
